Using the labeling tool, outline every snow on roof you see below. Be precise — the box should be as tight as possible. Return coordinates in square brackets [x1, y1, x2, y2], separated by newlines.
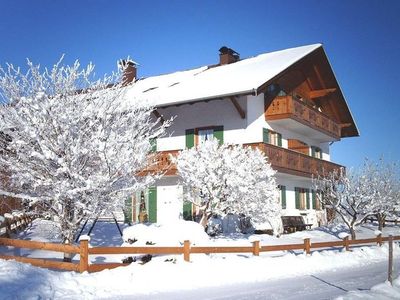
[125, 44, 322, 107]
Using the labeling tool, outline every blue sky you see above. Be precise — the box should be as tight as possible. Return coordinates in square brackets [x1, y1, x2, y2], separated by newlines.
[1, 0, 399, 168]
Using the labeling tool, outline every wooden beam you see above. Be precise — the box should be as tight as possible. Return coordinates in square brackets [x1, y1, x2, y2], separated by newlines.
[152, 110, 165, 124]
[313, 65, 327, 89]
[229, 96, 245, 119]
[340, 123, 352, 128]
[313, 65, 341, 123]
[301, 70, 314, 91]
[309, 88, 337, 99]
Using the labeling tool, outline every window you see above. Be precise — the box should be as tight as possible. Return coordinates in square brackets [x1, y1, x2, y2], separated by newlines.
[149, 138, 157, 152]
[185, 126, 224, 148]
[295, 187, 310, 210]
[311, 146, 322, 159]
[130, 188, 157, 223]
[263, 128, 282, 146]
[279, 185, 286, 209]
[197, 128, 214, 145]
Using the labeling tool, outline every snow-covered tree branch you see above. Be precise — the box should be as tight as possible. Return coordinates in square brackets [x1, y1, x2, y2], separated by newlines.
[360, 159, 399, 230]
[0, 57, 171, 247]
[313, 159, 400, 239]
[174, 139, 282, 235]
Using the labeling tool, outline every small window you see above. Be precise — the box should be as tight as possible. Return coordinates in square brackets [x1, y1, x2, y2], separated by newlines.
[263, 128, 282, 147]
[149, 138, 157, 152]
[311, 146, 322, 159]
[131, 190, 149, 223]
[190, 126, 224, 146]
[197, 128, 214, 145]
[295, 187, 310, 210]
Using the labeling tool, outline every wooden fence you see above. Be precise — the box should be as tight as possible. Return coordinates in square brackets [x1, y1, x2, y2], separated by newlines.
[0, 213, 38, 238]
[1, 234, 399, 273]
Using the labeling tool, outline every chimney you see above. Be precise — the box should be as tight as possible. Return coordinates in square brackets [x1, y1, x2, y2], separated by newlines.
[219, 46, 240, 65]
[119, 59, 137, 86]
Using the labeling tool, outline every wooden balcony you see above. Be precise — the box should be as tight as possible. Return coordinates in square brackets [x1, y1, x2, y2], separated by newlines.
[140, 143, 344, 178]
[248, 142, 344, 178]
[139, 150, 179, 176]
[265, 95, 341, 140]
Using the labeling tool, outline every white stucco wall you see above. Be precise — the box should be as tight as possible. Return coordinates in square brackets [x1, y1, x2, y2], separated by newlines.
[275, 173, 326, 227]
[156, 94, 276, 151]
[155, 94, 330, 161]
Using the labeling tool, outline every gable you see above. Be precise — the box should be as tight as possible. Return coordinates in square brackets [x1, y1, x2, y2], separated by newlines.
[266, 47, 359, 138]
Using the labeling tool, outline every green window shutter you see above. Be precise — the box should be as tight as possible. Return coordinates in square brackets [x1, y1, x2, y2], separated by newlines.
[277, 133, 282, 147]
[312, 190, 317, 209]
[295, 187, 300, 209]
[124, 197, 132, 223]
[263, 128, 270, 143]
[149, 138, 157, 152]
[185, 129, 195, 149]
[213, 126, 224, 145]
[306, 189, 310, 209]
[280, 185, 286, 209]
[183, 201, 193, 221]
[148, 187, 157, 223]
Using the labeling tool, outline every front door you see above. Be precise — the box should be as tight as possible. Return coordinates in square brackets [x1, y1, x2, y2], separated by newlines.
[157, 185, 182, 224]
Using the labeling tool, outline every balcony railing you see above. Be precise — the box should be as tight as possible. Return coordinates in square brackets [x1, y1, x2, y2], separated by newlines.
[265, 95, 341, 139]
[139, 150, 179, 176]
[140, 143, 344, 178]
[248, 143, 344, 178]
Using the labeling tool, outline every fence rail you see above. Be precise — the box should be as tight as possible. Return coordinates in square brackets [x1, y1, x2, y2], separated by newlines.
[1, 233, 399, 273]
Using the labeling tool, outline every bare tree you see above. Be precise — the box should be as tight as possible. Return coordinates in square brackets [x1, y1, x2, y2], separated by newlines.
[174, 139, 282, 235]
[362, 159, 399, 230]
[0, 58, 170, 251]
[313, 168, 373, 240]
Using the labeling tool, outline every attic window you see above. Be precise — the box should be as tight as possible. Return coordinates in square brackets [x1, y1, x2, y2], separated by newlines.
[143, 87, 158, 93]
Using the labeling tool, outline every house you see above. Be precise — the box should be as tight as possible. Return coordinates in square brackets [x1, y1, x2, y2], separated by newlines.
[123, 44, 359, 228]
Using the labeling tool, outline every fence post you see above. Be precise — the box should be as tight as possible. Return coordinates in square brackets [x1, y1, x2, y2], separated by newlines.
[252, 241, 260, 256]
[343, 236, 350, 251]
[183, 240, 190, 262]
[304, 238, 311, 255]
[79, 236, 89, 273]
[377, 234, 383, 246]
[388, 235, 393, 285]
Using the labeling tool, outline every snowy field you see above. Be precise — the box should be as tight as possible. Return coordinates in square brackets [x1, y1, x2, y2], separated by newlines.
[0, 219, 400, 299]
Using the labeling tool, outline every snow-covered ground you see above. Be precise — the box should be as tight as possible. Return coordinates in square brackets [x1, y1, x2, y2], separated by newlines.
[0, 219, 399, 299]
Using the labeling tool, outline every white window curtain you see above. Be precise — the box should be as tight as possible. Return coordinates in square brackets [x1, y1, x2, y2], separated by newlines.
[198, 129, 214, 145]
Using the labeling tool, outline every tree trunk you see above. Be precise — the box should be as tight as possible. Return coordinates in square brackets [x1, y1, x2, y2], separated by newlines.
[200, 213, 210, 228]
[377, 214, 385, 231]
[63, 236, 73, 262]
[199, 202, 210, 228]
[350, 227, 356, 240]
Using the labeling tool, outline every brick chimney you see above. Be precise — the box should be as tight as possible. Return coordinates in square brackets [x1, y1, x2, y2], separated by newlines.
[219, 46, 240, 65]
[119, 59, 137, 86]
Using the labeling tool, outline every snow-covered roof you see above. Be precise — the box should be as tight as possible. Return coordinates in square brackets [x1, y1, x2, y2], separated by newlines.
[125, 44, 322, 107]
